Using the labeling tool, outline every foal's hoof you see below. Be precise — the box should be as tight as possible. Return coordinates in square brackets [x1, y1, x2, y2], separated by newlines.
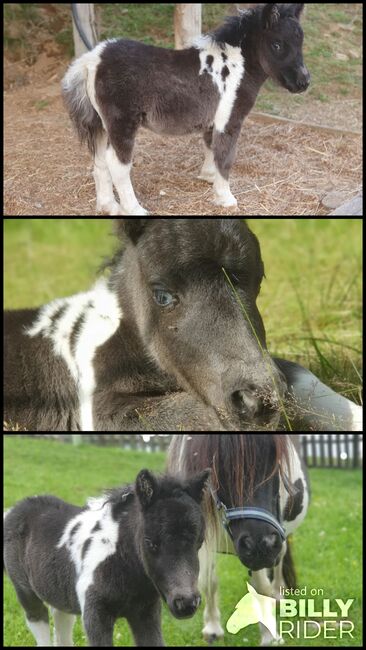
[96, 200, 122, 216]
[214, 195, 238, 209]
[203, 622, 225, 645]
[122, 205, 149, 216]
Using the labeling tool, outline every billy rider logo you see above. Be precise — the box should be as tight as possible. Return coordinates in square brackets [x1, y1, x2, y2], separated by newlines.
[227, 584, 355, 641]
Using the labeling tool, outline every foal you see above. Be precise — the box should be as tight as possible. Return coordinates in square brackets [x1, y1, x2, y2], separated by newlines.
[62, 4, 310, 215]
[4, 218, 361, 431]
[4, 469, 209, 646]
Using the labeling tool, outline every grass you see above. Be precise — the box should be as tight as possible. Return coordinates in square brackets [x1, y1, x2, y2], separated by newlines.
[3, 437, 363, 646]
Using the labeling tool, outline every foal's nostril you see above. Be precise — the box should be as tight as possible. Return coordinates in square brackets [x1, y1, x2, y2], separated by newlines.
[231, 384, 281, 419]
[172, 594, 201, 617]
[232, 387, 258, 416]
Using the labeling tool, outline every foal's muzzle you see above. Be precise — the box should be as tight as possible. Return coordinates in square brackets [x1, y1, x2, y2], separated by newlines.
[284, 66, 311, 93]
[169, 593, 201, 619]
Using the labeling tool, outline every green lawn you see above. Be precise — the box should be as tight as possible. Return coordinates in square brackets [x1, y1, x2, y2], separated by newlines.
[4, 437, 363, 646]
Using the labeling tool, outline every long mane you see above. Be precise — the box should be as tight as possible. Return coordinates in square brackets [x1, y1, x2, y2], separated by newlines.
[181, 434, 290, 507]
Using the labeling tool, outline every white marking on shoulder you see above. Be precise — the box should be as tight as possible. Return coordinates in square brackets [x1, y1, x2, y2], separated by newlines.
[195, 36, 244, 134]
[26, 279, 121, 431]
[57, 497, 119, 614]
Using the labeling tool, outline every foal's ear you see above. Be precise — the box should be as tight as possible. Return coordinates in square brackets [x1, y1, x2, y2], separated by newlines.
[262, 4, 280, 30]
[136, 469, 158, 509]
[291, 4, 305, 20]
[115, 219, 149, 245]
[185, 469, 211, 504]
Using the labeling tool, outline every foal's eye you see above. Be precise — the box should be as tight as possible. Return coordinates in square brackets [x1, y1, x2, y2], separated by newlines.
[153, 288, 178, 309]
[272, 41, 281, 52]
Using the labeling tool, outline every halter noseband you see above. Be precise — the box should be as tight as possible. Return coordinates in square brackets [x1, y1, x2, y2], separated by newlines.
[214, 494, 286, 541]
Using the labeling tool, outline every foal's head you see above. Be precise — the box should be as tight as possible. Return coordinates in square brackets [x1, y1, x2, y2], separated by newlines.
[116, 218, 286, 430]
[135, 469, 209, 618]
[243, 3, 310, 94]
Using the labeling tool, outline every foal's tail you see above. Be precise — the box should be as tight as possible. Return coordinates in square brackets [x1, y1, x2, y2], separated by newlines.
[62, 47, 104, 156]
[283, 537, 297, 589]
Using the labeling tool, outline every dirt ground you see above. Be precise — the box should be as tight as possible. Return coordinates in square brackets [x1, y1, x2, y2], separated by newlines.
[4, 54, 362, 216]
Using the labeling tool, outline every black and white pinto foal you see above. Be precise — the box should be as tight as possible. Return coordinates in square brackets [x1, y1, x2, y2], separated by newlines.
[62, 4, 310, 215]
[168, 434, 310, 645]
[4, 469, 209, 647]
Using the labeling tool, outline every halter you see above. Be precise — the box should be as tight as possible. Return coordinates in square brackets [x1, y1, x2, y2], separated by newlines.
[213, 483, 287, 542]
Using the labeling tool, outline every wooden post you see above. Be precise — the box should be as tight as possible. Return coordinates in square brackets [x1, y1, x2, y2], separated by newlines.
[71, 3, 98, 57]
[174, 4, 202, 49]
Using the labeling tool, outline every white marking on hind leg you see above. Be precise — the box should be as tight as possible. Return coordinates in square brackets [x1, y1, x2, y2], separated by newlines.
[213, 172, 238, 208]
[105, 147, 148, 215]
[288, 366, 363, 431]
[198, 143, 216, 184]
[51, 608, 76, 646]
[94, 133, 121, 215]
[26, 619, 51, 646]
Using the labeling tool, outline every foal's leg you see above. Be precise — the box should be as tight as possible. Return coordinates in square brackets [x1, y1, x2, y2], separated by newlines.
[127, 601, 164, 646]
[275, 358, 363, 431]
[105, 121, 148, 216]
[51, 608, 76, 646]
[198, 128, 216, 184]
[83, 601, 115, 646]
[211, 125, 241, 208]
[94, 132, 122, 215]
[14, 587, 51, 646]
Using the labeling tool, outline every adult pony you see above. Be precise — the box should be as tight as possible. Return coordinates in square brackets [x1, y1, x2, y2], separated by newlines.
[62, 4, 310, 215]
[4, 469, 209, 646]
[4, 218, 361, 431]
[167, 434, 310, 645]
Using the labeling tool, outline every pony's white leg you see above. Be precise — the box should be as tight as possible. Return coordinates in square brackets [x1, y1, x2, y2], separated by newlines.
[199, 543, 225, 642]
[198, 143, 216, 184]
[26, 619, 51, 646]
[52, 609, 75, 646]
[105, 146, 148, 216]
[282, 362, 362, 431]
[213, 172, 238, 208]
[93, 133, 122, 216]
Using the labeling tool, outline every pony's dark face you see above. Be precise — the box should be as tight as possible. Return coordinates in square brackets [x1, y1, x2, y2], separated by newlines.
[118, 218, 286, 430]
[258, 4, 310, 94]
[217, 435, 285, 571]
[136, 470, 208, 619]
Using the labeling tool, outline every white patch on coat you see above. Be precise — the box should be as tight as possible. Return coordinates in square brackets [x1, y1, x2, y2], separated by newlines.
[26, 279, 121, 431]
[57, 497, 120, 614]
[196, 37, 244, 134]
[280, 440, 309, 535]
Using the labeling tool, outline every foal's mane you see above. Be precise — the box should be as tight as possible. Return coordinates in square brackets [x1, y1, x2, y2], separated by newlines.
[182, 434, 290, 507]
